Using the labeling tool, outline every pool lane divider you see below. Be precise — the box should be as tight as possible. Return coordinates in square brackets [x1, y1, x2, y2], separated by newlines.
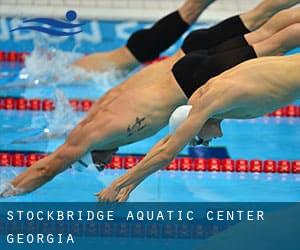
[0, 151, 299, 174]
[0, 50, 168, 64]
[0, 51, 28, 63]
[1, 97, 300, 117]
[0, 97, 92, 112]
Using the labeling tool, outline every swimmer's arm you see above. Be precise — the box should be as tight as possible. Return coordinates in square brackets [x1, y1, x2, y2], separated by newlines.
[96, 135, 172, 201]
[5, 136, 90, 197]
[106, 108, 213, 197]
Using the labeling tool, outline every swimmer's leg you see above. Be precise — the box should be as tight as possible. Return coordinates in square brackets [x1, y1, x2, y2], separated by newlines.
[73, 0, 215, 73]
[253, 23, 300, 56]
[181, 0, 300, 54]
[209, 7, 300, 54]
[240, 0, 300, 31]
[245, 7, 300, 45]
[210, 22, 300, 60]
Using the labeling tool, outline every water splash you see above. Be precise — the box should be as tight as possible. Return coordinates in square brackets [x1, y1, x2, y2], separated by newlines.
[20, 35, 82, 84]
[43, 89, 81, 137]
[4, 35, 128, 143]
[12, 89, 81, 144]
[3, 35, 127, 92]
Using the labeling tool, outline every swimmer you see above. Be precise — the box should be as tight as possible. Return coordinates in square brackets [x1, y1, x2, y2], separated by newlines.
[73, 0, 217, 73]
[2, 0, 300, 197]
[98, 54, 300, 202]
[73, 0, 300, 73]
[20, 1, 300, 143]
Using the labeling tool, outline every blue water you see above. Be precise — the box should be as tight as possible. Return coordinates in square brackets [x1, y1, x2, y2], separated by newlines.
[0, 23, 300, 202]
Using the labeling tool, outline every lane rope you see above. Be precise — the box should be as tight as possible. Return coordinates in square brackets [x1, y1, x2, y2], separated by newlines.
[0, 51, 28, 63]
[0, 50, 167, 64]
[0, 151, 299, 174]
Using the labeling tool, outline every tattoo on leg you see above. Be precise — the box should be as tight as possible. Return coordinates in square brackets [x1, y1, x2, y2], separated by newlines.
[127, 117, 146, 136]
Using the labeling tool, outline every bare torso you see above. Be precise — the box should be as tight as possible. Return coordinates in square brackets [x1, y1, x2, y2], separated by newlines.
[86, 50, 188, 150]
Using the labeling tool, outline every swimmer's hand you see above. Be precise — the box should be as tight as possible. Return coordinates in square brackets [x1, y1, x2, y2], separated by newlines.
[0, 183, 19, 198]
[95, 185, 120, 202]
[96, 184, 134, 202]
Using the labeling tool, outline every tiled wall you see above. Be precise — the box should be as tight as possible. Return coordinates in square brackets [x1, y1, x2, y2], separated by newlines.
[0, 0, 262, 21]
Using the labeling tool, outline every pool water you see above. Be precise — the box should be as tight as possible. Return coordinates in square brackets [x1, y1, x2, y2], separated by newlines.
[0, 21, 300, 202]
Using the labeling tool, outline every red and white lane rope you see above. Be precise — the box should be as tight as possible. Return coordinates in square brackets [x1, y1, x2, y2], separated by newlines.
[0, 51, 28, 63]
[1, 97, 300, 117]
[0, 51, 167, 64]
[0, 152, 299, 174]
[0, 97, 93, 112]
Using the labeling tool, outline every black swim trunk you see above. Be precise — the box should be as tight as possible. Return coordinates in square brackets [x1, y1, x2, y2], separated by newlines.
[172, 45, 257, 98]
[181, 15, 250, 54]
